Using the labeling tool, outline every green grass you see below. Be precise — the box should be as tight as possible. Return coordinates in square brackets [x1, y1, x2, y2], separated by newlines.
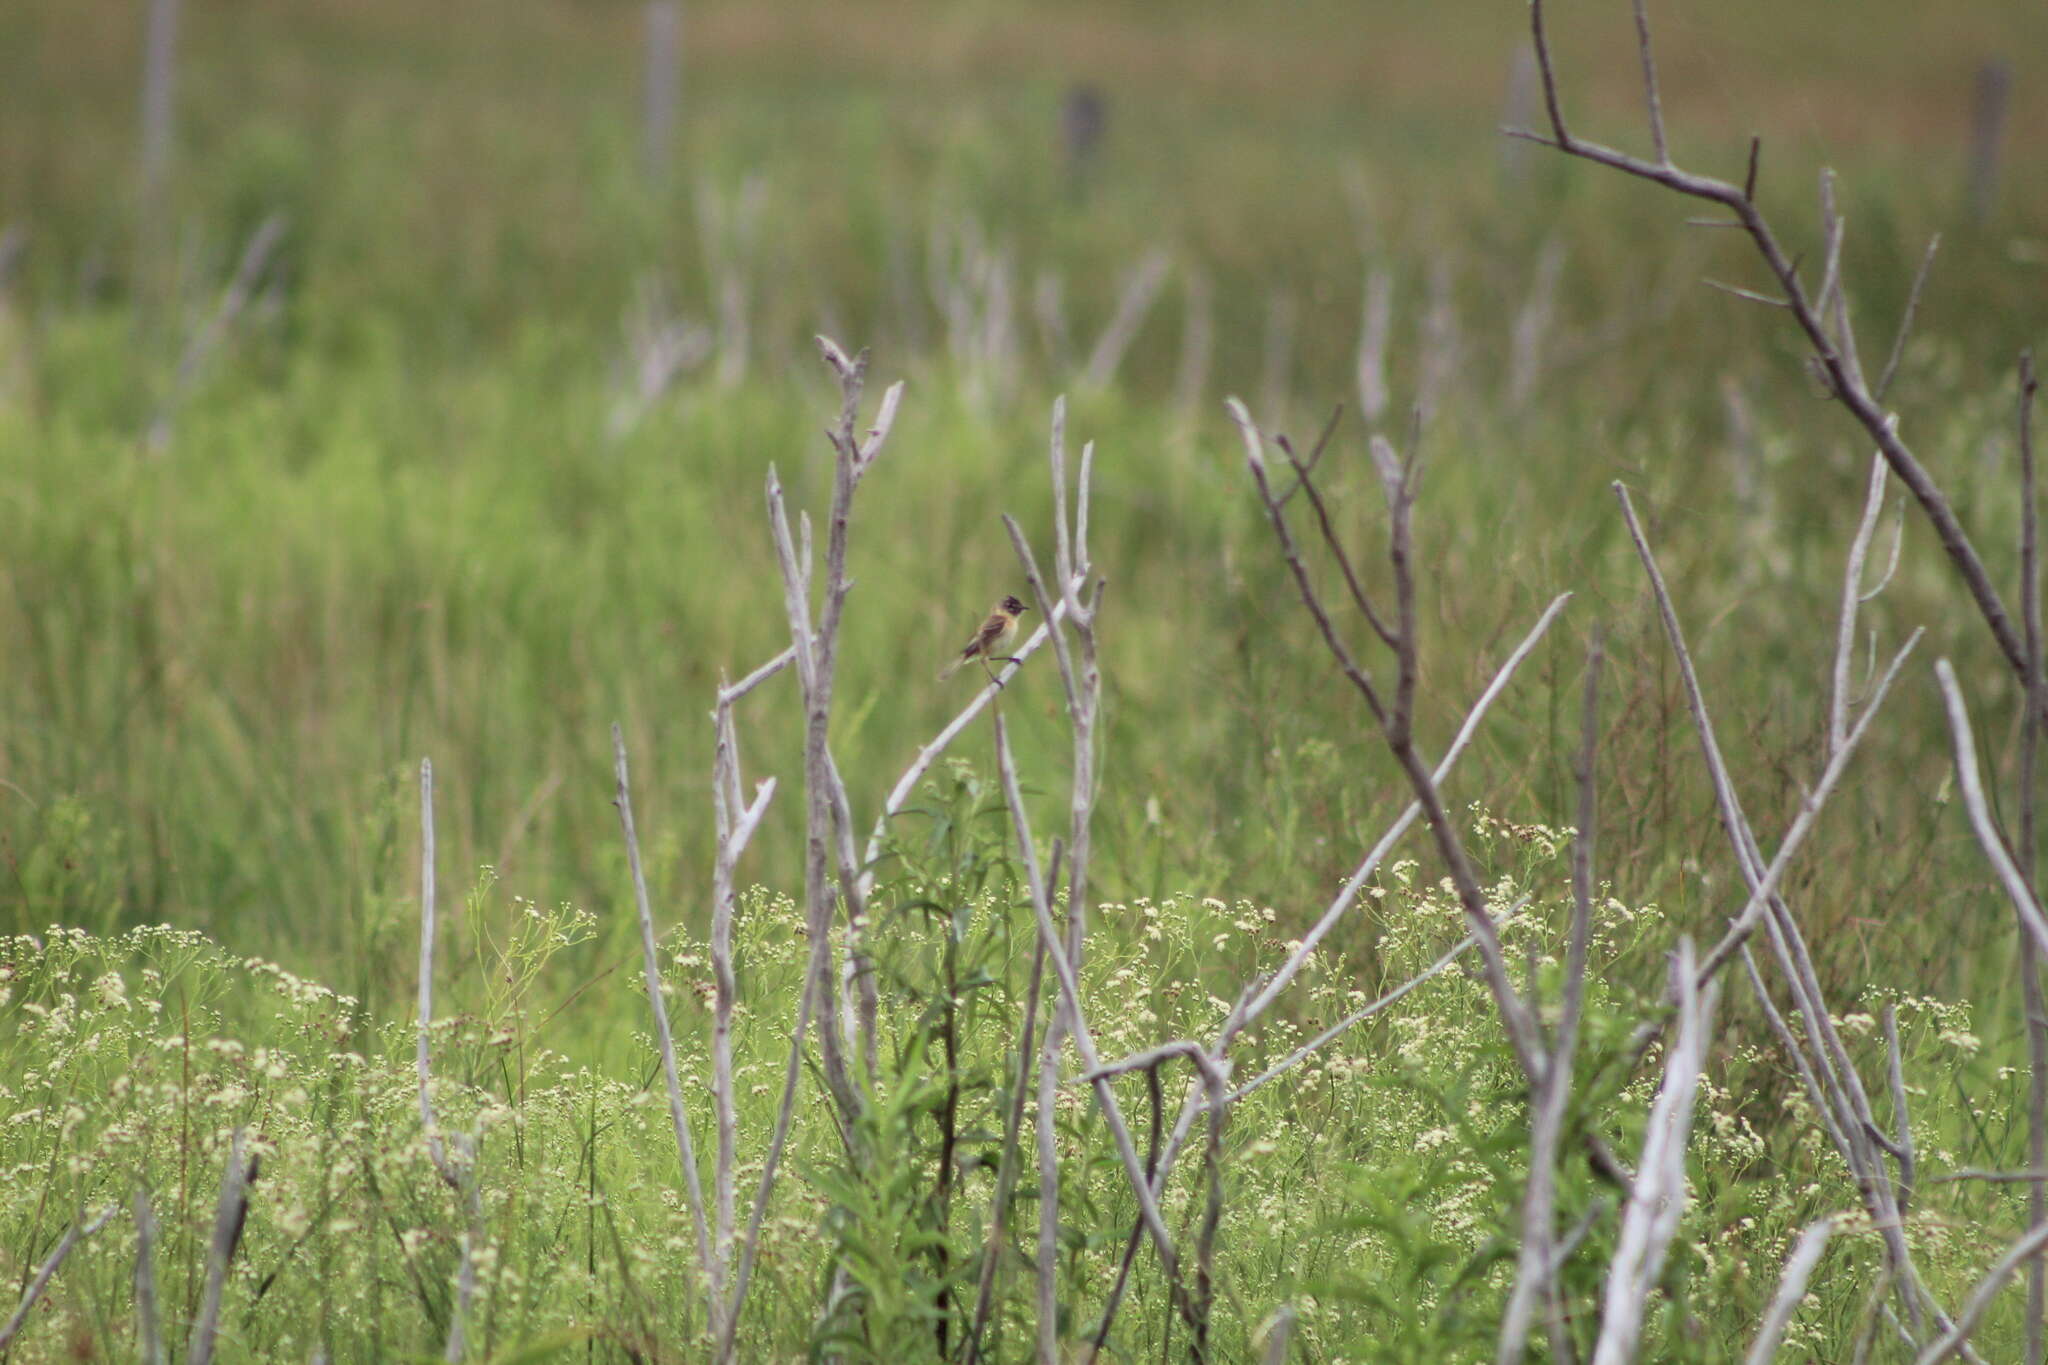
[3, 0, 2048, 1357]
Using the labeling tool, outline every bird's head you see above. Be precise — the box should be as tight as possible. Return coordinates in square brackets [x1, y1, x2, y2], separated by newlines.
[1002, 595, 1028, 615]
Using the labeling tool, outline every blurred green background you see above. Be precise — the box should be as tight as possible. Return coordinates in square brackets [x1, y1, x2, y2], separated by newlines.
[1, 0, 2045, 1017]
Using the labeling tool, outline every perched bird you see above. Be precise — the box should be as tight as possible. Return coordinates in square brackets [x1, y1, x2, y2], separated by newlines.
[940, 595, 1029, 680]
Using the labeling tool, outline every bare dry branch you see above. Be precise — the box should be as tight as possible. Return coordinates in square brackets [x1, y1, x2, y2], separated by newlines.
[1501, 632, 1605, 1364]
[1082, 248, 1170, 389]
[147, 214, 287, 453]
[1357, 268, 1393, 422]
[1917, 1221, 2048, 1365]
[708, 685, 775, 1355]
[1832, 454, 1893, 755]
[1746, 1219, 1838, 1365]
[1935, 662, 2048, 962]
[2020, 346, 2047, 1365]
[135, 1187, 163, 1365]
[188, 1130, 257, 1365]
[1221, 901, 1530, 1106]
[0, 1204, 117, 1352]
[992, 711, 1187, 1308]
[1594, 941, 1717, 1365]
[1876, 235, 1940, 402]
[1521, 0, 2033, 691]
[964, 853, 1054, 1365]
[415, 758, 451, 1180]
[611, 725, 718, 1342]
[1630, 0, 1669, 164]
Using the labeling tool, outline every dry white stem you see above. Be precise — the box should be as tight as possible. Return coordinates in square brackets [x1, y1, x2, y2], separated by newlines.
[764, 465, 859, 1119]
[442, 1133, 483, 1365]
[1035, 989, 1061, 1362]
[1082, 248, 1170, 389]
[1236, 394, 1546, 1081]
[148, 214, 287, 452]
[1260, 289, 1295, 422]
[640, 2, 681, 187]
[993, 713, 1183, 1291]
[1615, 480, 1952, 1340]
[1746, 1219, 1838, 1365]
[1357, 267, 1393, 423]
[1501, 634, 1604, 1365]
[1034, 268, 1072, 371]
[415, 758, 455, 1185]
[1174, 266, 1214, 423]
[719, 645, 796, 705]
[708, 684, 775, 1353]
[0, 1203, 117, 1352]
[138, 0, 179, 222]
[1832, 452, 1893, 755]
[1521, 0, 2033, 694]
[964, 918, 1052, 1365]
[1916, 1221, 2048, 1365]
[1594, 942, 1716, 1365]
[855, 594, 1081, 898]
[1630, 0, 1668, 164]
[720, 949, 815, 1363]
[611, 725, 719, 1342]
[1935, 660, 2048, 961]
[1615, 485, 1920, 982]
[1816, 170, 1846, 333]
[135, 1187, 163, 1365]
[858, 380, 905, 466]
[188, 1130, 255, 1365]
[1702, 278, 1790, 309]
[1222, 898, 1529, 1106]
[1231, 589, 1570, 1040]
[1258, 1306, 1298, 1365]
[1083, 1039, 1230, 1089]
[1509, 238, 1566, 408]
[1417, 257, 1460, 417]
[1136, 573, 1568, 1214]
[1883, 1005, 1917, 1214]
[1877, 235, 1940, 402]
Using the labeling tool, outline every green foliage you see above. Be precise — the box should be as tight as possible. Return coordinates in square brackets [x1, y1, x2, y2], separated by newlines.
[3, 0, 2047, 1357]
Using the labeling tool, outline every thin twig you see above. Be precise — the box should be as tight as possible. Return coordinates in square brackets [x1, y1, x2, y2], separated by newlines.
[963, 849, 1055, 1365]
[992, 712, 1191, 1314]
[1614, 485, 1920, 983]
[611, 725, 718, 1343]
[1916, 1221, 2048, 1365]
[188, 1130, 257, 1365]
[1883, 1005, 1917, 1215]
[1745, 1219, 1838, 1365]
[1521, 0, 2034, 693]
[1081, 249, 1171, 389]
[856, 593, 1081, 899]
[0, 1204, 117, 1351]
[135, 1186, 163, 1365]
[1593, 942, 1717, 1365]
[1219, 898, 1529, 1106]
[1876, 235, 1940, 402]
[1630, 0, 1668, 164]
[708, 691, 773, 1360]
[2019, 346, 2046, 1365]
[147, 214, 287, 452]
[1935, 663, 2048, 963]
[1231, 398, 1548, 1082]
[1832, 454, 1892, 755]
[1500, 631, 1605, 1365]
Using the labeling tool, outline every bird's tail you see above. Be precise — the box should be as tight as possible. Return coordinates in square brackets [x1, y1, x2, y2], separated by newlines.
[937, 654, 966, 681]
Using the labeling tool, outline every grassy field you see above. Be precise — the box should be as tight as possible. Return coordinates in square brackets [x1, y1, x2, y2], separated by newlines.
[3, 0, 2048, 1359]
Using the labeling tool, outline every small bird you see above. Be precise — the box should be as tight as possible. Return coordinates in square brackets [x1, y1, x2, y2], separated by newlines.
[940, 595, 1029, 681]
